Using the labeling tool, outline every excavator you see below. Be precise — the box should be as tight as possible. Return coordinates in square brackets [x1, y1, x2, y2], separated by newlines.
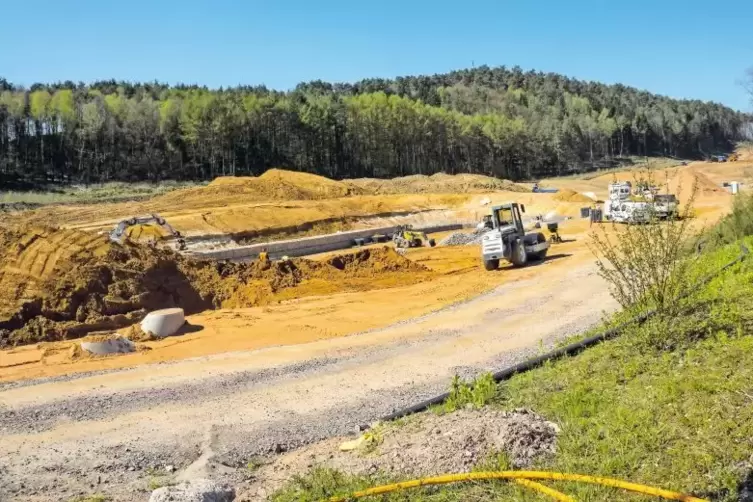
[109, 214, 187, 251]
[392, 225, 436, 249]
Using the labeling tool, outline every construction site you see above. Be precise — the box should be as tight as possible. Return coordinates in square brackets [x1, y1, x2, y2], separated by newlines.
[0, 155, 750, 501]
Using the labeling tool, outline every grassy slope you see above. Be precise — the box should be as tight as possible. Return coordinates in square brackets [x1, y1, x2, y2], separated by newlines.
[273, 236, 753, 502]
[0, 180, 204, 205]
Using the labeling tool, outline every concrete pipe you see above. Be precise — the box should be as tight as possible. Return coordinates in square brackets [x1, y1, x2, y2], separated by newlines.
[80, 336, 136, 355]
[140, 308, 186, 338]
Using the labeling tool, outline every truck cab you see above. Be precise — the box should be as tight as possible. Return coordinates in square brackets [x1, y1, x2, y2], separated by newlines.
[653, 194, 678, 219]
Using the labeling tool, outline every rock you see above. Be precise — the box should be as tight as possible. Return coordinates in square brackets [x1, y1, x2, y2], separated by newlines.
[149, 478, 235, 502]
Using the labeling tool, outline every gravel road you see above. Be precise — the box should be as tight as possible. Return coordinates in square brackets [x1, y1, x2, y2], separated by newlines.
[0, 260, 615, 501]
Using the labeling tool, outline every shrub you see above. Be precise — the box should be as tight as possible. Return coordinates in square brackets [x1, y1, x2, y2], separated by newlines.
[590, 169, 699, 316]
[441, 372, 497, 413]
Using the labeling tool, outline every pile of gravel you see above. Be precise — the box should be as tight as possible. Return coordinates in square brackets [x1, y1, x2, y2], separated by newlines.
[362, 408, 560, 473]
[439, 229, 486, 246]
[150, 479, 235, 502]
[266, 408, 559, 479]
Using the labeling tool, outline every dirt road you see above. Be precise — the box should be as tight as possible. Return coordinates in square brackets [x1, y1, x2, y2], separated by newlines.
[0, 257, 614, 501]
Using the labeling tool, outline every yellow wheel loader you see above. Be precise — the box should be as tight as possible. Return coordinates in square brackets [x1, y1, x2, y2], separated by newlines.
[392, 225, 436, 249]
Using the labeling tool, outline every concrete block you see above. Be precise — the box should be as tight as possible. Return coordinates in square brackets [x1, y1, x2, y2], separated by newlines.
[141, 308, 185, 338]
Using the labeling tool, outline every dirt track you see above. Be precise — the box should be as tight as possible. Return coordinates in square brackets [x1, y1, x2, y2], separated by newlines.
[0, 254, 612, 501]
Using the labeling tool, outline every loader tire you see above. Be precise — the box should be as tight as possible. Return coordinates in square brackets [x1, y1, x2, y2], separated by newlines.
[483, 259, 500, 271]
[428, 238, 436, 247]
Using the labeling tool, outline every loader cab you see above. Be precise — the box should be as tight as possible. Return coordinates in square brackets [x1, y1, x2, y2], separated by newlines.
[490, 203, 525, 235]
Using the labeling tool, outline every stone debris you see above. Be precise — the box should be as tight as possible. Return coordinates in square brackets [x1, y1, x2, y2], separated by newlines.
[149, 478, 235, 502]
[439, 229, 486, 246]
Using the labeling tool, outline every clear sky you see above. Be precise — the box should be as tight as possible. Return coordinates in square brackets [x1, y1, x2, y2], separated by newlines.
[1, 0, 751, 111]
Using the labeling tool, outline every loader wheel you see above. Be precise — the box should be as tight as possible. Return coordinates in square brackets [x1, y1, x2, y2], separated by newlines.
[412, 238, 422, 248]
[483, 259, 500, 271]
[428, 238, 436, 247]
[510, 241, 528, 267]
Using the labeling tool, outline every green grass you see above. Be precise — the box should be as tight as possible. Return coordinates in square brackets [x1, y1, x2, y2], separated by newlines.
[271, 237, 753, 502]
[432, 372, 497, 414]
[0, 180, 205, 206]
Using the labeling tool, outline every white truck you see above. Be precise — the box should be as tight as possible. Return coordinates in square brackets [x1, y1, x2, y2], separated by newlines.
[652, 194, 678, 219]
[603, 181, 651, 224]
[480, 202, 550, 271]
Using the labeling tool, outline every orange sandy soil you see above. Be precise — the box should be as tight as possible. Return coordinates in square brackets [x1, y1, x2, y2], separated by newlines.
[0, 233, 590, 382]
[0, 160, 742, 382]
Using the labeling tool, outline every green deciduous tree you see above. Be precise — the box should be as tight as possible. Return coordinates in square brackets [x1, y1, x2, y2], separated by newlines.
[0, 67, 746, 186]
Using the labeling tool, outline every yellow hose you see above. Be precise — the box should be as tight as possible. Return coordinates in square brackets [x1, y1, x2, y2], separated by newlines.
[325, 471, 709, 502]
[512, 478, 575, 501]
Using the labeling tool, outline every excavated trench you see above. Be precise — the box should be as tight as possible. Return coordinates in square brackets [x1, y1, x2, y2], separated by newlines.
[0, 225, 435, 348]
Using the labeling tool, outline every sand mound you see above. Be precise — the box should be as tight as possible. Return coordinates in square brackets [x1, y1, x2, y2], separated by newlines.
[553, 188, 594, 203]
[668, 169, 724, 195]
[155, 169, 364, 208]
[347, 173, 528, 195]
[0, 226, 430, 347]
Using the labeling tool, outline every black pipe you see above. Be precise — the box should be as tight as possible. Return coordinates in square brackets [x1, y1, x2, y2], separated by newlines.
[371, 244, 748, 425]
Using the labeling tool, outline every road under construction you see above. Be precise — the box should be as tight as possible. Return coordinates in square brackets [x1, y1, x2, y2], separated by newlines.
[0, 158, 746, 501]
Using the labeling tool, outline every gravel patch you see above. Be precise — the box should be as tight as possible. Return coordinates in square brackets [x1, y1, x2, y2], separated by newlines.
[1, 358, 344, 434]
[237, 408, 560, 500]
[439, 229, 485, 246]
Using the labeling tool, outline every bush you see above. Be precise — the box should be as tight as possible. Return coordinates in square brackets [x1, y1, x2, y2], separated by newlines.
[590, 170, 699, 316]
[440, 372, 497, 413]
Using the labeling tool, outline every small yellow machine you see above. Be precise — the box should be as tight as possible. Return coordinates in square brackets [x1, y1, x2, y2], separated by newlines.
[392, 225, 436, 249]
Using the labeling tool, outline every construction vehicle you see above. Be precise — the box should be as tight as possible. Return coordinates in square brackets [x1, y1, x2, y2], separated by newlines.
[109, 214, 187, 251]
[392, 225, 436, 249]
[729, 153, 739, 162]
[652, 194, 678, 219]
[480, 203, 549, 271]
[603, 182, 651, 224]
[476, 214, 494, 231]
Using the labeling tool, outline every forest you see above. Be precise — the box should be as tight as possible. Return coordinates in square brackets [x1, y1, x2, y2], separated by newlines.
[0, 65, 748, 186]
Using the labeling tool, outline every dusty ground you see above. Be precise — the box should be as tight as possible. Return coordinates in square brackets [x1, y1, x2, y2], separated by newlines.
[241, 408, 559, 500]
[0, 160, 745, 501]
[0, 254, 610, 501]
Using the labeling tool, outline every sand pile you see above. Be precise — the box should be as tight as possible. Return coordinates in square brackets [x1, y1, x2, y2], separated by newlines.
[347, 172, 528, 195]
[668, 169, 724, 198]
[154, 169, 364, 208]
[553, 188, 594, 203]
[0, 226, 431, 347]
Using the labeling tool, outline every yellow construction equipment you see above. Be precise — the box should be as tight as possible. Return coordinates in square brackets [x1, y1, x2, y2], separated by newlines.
[392, 225, 436, 249]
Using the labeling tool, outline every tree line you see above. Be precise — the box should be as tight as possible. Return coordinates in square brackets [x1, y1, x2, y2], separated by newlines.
[0, 65, 747, 186]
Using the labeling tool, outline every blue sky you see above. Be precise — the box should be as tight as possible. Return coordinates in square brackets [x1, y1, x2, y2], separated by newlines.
[1, 0, 751, 110]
